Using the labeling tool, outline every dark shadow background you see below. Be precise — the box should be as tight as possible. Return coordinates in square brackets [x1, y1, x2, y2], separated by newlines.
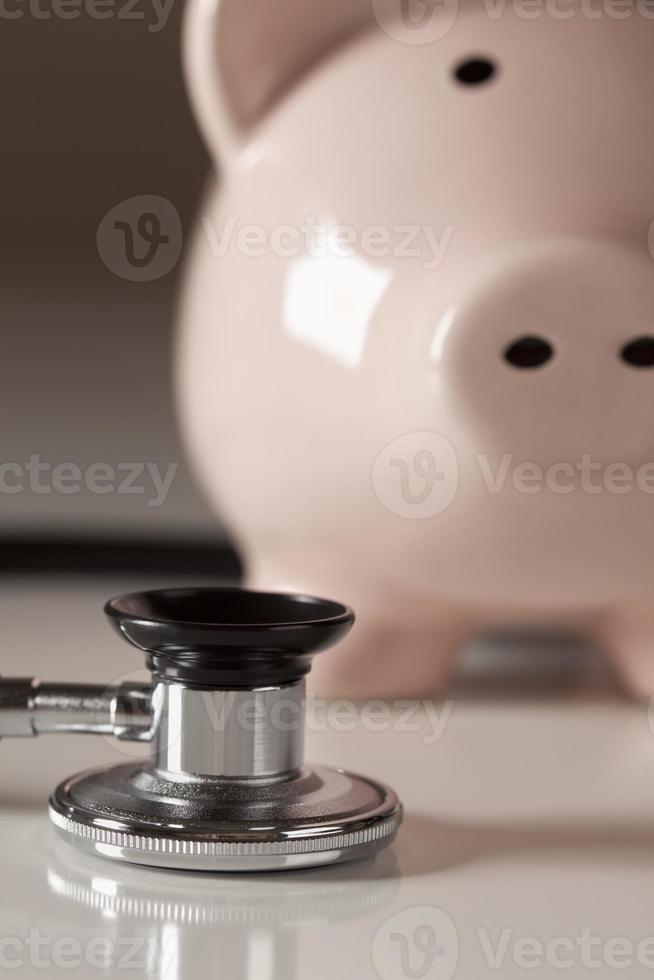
[0, 2, 234, 569]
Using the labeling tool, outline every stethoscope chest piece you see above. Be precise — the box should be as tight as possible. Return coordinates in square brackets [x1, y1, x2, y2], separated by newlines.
[4, 588, 402, 872]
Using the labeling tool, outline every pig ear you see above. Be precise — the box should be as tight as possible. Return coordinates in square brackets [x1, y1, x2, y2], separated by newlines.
[183, 0, 376, 161]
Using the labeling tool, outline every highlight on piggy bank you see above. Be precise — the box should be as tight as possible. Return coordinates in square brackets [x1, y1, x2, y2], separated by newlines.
[177, 0, 654, 699]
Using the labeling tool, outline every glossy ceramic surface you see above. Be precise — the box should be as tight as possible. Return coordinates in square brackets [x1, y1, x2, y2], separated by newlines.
[178, 0, 654, 697]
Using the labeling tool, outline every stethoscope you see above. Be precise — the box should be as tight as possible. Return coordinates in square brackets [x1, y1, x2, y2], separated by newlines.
[0, 587, 402, 872]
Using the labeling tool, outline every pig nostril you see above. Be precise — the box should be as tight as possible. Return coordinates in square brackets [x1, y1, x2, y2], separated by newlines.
[453, 57, 497, 86]
[620, 336, 654, 368]
[504, 336, 554, 370]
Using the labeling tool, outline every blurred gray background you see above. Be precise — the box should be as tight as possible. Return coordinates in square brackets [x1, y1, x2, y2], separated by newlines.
[0, 3, 222, 544]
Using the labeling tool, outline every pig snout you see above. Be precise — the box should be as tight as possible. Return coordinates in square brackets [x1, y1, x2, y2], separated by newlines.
[433, 239, 654, 463]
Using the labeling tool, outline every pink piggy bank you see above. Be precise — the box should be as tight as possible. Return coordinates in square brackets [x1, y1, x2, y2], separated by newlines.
[178, 0, 654, 697]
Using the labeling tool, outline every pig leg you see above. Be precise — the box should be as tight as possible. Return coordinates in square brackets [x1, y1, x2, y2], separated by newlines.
[593, 611, 654, 700]
[308, 611, 471, 699]
[247, 555, 471, 698]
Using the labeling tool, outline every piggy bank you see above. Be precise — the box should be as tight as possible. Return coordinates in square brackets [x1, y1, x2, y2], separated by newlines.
[178, 0, 654, 697]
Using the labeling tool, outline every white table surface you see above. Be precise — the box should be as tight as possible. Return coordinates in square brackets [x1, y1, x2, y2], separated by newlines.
[2, 578, 654, 979]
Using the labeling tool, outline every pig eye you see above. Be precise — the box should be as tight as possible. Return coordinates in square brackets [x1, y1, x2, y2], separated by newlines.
[504, 336, 554, 369]
[453, 57, 497, 86]
[621, 335, 654, 368]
